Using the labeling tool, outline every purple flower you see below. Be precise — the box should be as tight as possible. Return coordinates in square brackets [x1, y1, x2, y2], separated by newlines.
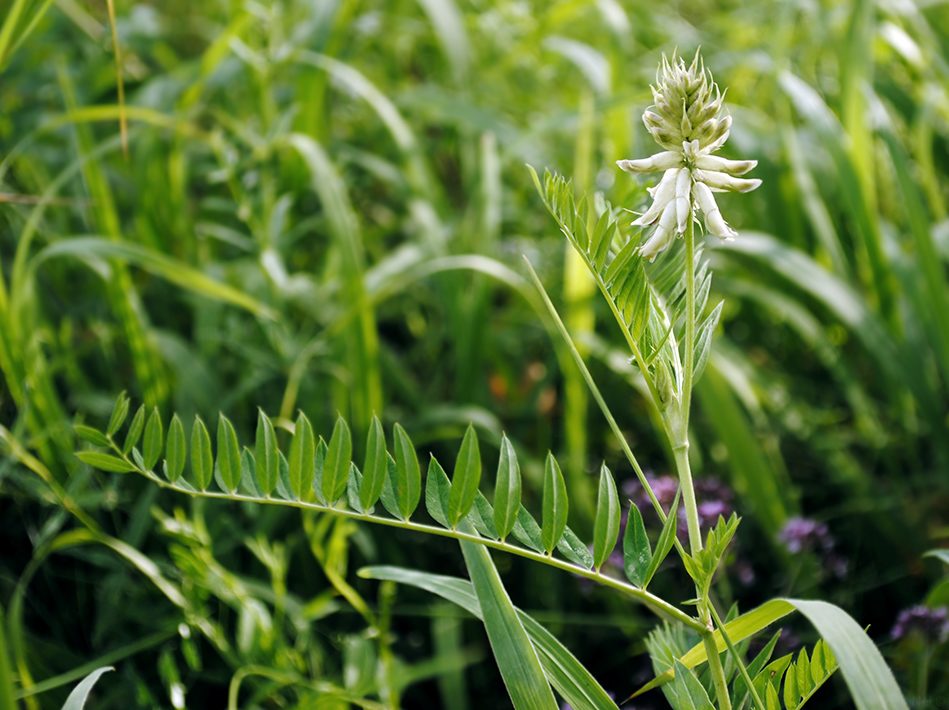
[777, 517, 848, 578]
[891, 606, 949, 644]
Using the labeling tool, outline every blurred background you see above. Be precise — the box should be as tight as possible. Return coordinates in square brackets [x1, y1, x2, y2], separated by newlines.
[2, 0, 949, 707]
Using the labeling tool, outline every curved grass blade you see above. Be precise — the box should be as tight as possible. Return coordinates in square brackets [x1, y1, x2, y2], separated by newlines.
[288, 411, 316, 501]
[393, 423, 422, 519]
[216, 414, 242, 493]
[360, 415, 387, 511]
[190, 415, 213, 491]
[493, 435, 521, 540]
[448, 424, 481, 528]
[359, 566, 620, 710]
[458, 524, 560, 710]
[323, 415, 352, 505]
[165, 414, 186, 483]
[62, 667, 114, 710]
[255, 410, 280, 496]
[593, 463, 620, 571]
[541, 452, 568, 555]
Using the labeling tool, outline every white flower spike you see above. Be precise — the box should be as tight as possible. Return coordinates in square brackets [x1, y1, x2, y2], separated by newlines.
[617, 51, 760, 260]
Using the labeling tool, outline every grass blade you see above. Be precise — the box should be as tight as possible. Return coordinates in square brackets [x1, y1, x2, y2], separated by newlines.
[62, 667, 114, 710]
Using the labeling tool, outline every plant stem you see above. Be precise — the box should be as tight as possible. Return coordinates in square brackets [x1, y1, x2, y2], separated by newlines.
[701, 630, 733, 710]
[709, 601, 766, 710]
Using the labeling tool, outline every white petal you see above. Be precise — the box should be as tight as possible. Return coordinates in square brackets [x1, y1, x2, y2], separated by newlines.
[640, 199, 677, 260]
[695, 169, 762, 193]
[695, 155, 757, 175]
[616, 151, 683, 174]
[694, 182, 737, 240]
[675, 168, 692, 233]
[633, 168, 678, 225]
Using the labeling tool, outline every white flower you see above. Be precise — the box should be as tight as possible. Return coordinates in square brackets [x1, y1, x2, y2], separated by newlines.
[616, 52, 761, 260]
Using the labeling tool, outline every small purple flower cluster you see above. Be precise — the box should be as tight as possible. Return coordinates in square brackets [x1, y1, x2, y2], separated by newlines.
[891, 605, 949, 644]
[777, 517, 848, 578]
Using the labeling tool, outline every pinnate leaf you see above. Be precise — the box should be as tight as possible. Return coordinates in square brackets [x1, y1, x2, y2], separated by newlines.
[143, 407, 163, 470]
[74, 425, 109, 447]
[76, 451, 135, 473]
[393, 424, 421, 519]
[493, 435, 521, 540]
[288, 411, 315, 501]
[165, 414, 186, 483]
[122, 405, 146, 454]
[106, 391, 129, 436]
[448, 424, 481, 528]
[623, 502, 652, 587]
[592, 463, 620, 570]
[541, 452, 568, 554]
[425, 456, 452, 528]
[190, 415, 213, 490]
[255, 409, 280, 496]
[360, 415, 386, 511]
[217, 414, 242, 493]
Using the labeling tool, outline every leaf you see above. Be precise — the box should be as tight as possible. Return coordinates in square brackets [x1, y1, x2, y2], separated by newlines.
[623, 503, 652, 587]
[393, 423, 422, 519]
[143, 407, 163, 471]
[74, 425, 110, 447]
[557, 528, 594, 569]
[671, 659, 714, 710]
[255, 409, 280, 496]
[468, 493, 500, 540]
[360, 415, 387, 511]
[190, 415, 213, 491]
[122, 405, 146, 454]
[541, 452, 568, 555]
[493, 435, 521, 540]
[75, 451, 135, 473]
[165, 414, 186, 483]
[312, 439, 328, 505]
[323, 415, 353, 505]
[425, 456, 452, 528]
[732, 630, 781, 702]
[448, 424, 481, 528]
[511, 506, 545, 553]
[346, 463, 365, 512]
[692, 300, 723, 383]
[106, 391, 129, 436]
[458, 523, 560, 710]
[240, 448, 265, 498]
[62, 667, 114, 710]
[359, 565, 620, 710]
[216, 414, 242, 493]
[288, 411, 316, 501]
[642, 489, 680, 589]
[592, 463, 620, 571]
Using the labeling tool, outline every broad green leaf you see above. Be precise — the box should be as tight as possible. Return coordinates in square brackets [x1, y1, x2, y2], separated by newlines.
[448, 425, 481, 528]
[74, 425, 110, 447]
[642, 489, 679, 588]
[425, 456, 452, 528]
[190, 415, 213, 490]
[75, 451, 135, 474]
[216, 414, 242, 493]
[541, 452, 568, 555]
[592, 463, 620, 571]
[62, 667, 114, 710]
[623, 503, 652, 587]
[288, 411, 316, 501]
[323, 416, 353, 505]
[143, 407, 163, 470]
[106, 391, 129, 437]
[493, 435, 521, 540]
[255, 410, 280, 496]
[360, 565, 619, 710]
[458, 524, 560, 710]
[122, 405, 145, 454]
[360, 415, 387, 511]
[165, 414, 186, 483]
[671, 660, 714, 710]
[393, 423, 421, 519]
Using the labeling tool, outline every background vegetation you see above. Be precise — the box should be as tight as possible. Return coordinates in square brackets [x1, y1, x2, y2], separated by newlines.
[2, 0, 949, 707]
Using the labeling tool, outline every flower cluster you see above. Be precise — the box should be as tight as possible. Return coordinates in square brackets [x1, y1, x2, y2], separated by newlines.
[777, 516, 848, 578]
[617, 51, 761, 260]
[891, 606, 949, 644]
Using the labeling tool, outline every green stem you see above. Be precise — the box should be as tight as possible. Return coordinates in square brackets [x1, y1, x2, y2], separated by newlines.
[701, 630, 733, 710]
[709, 602, 766, 710]
[678, 210, 702, 555]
